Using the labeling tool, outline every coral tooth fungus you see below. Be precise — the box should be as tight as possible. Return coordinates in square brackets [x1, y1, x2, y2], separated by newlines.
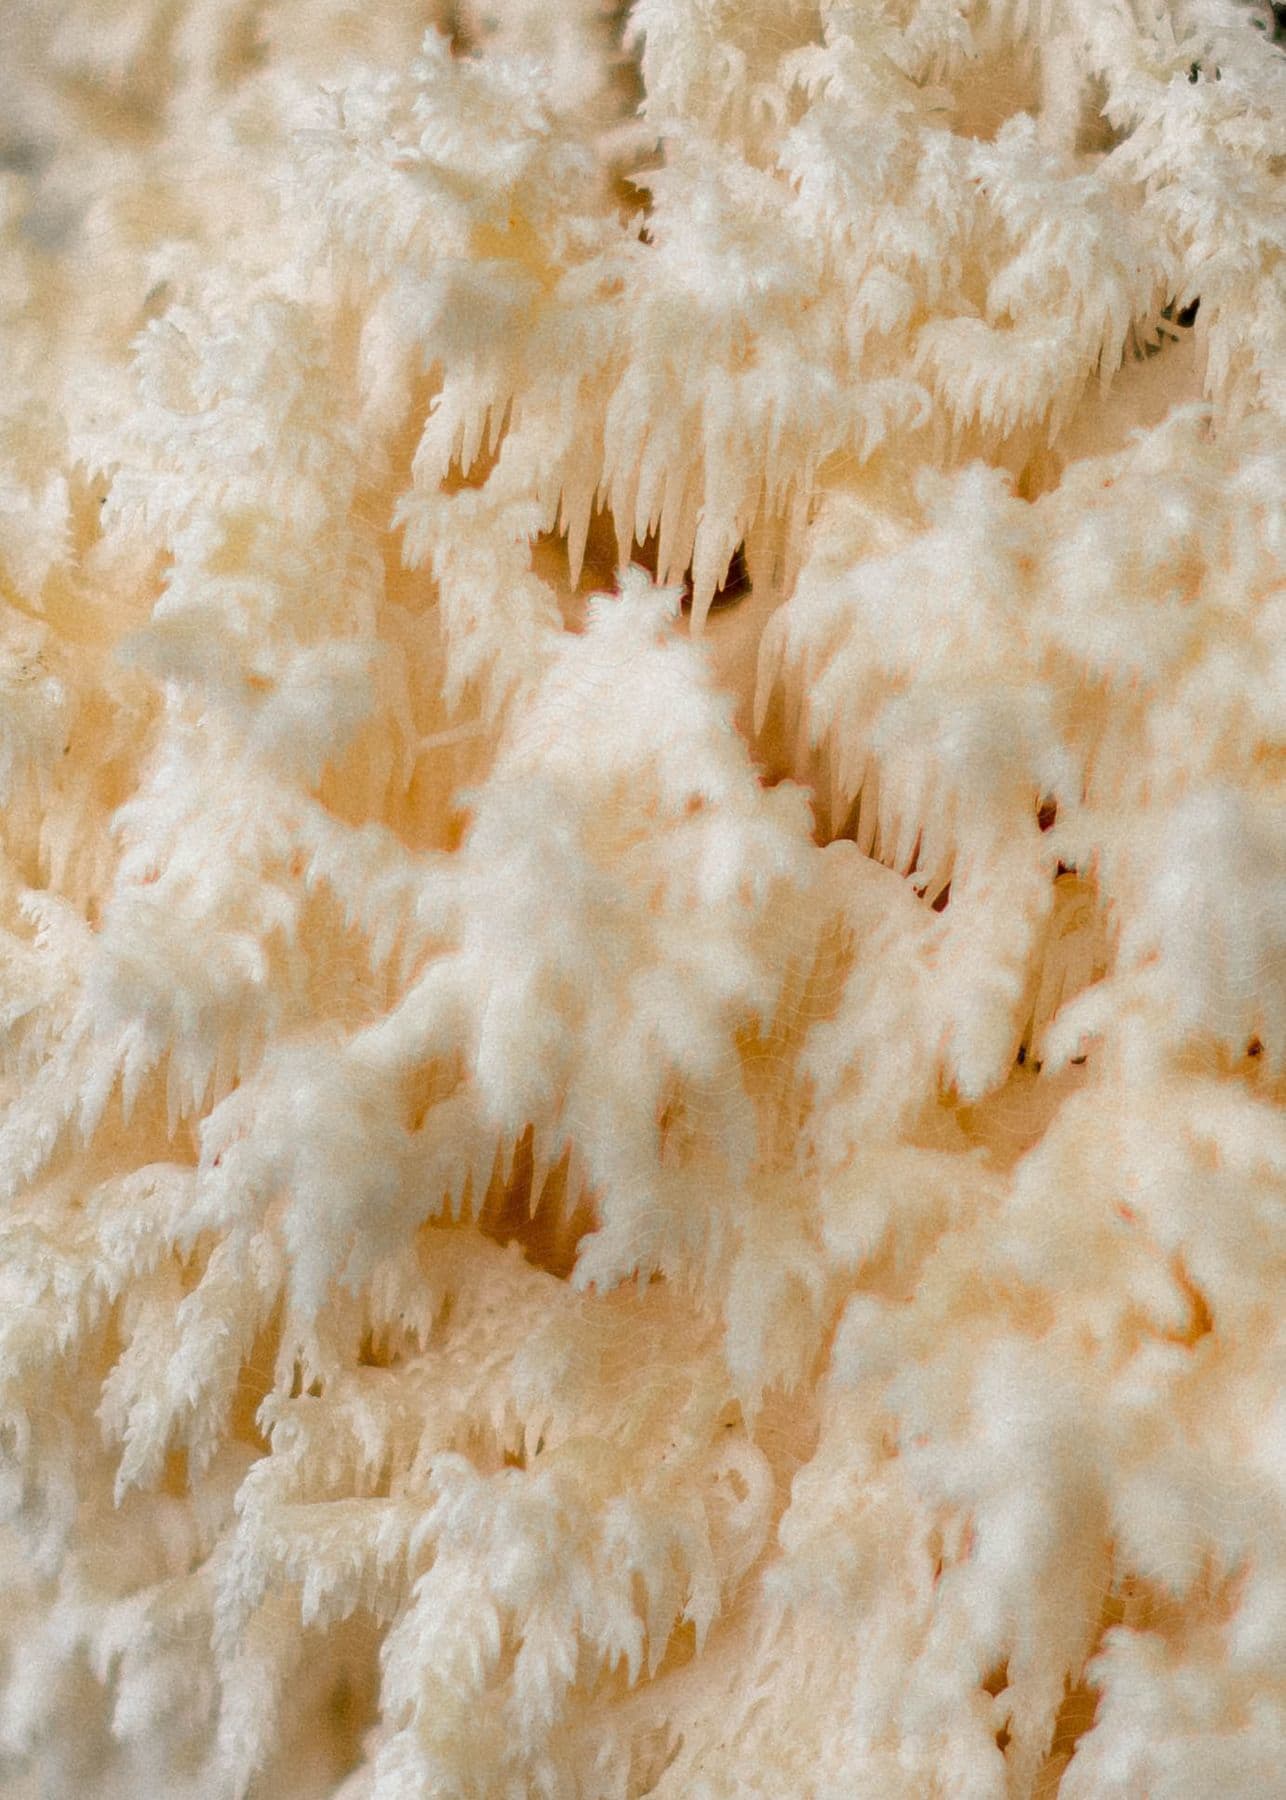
[0, 0, 1282, 1794]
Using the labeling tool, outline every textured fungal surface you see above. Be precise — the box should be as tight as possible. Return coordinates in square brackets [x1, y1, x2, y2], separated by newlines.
[0, 1, 1283, 1795]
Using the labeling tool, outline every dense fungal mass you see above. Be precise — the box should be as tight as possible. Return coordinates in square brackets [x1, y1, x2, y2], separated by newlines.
[0, 1, 1283, 1796]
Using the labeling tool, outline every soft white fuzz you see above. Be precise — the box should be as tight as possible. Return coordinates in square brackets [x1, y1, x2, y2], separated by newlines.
[0, 1, 1283, 1795]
